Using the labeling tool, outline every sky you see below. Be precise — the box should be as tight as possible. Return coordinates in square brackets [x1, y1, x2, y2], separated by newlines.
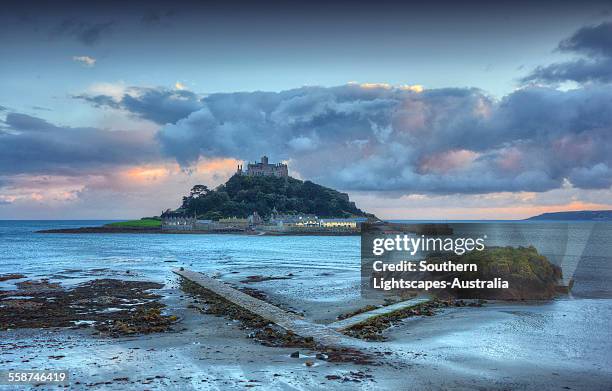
[1, 0, 612, 220]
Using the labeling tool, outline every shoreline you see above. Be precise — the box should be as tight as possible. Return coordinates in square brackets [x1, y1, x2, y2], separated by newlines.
[34, 220, 455, 236]
[35, 226, 361, 236]
[2, 272, 611, 390]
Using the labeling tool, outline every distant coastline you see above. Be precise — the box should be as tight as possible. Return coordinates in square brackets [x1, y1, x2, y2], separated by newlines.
[526, 210, 612, 221]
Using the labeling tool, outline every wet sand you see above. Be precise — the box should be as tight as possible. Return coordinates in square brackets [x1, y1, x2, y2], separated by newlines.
[2, 273, 612, 390]
[1, 282, 383, 390]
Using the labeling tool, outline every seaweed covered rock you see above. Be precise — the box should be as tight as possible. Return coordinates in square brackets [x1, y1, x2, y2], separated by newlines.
[95, 308, 178, 337]
[428, 246, 562, 300]
[0, 278, 174, 331]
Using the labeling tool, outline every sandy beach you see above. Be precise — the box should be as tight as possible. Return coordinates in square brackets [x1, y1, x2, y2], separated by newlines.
[2, 271, 612, 390]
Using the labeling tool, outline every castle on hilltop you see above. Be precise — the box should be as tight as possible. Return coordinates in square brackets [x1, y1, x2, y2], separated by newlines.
[236, 155, 288, 178]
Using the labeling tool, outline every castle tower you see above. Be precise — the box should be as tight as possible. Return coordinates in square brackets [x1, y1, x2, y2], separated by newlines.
[244, 155, 288, 177]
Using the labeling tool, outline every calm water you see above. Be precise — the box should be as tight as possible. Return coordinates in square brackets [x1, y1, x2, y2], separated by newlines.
[1, 220, 611, 299]
[0, 220, 361, 302]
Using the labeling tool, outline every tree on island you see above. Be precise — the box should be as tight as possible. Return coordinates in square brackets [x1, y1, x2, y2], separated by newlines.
[179, 174, 372, 220]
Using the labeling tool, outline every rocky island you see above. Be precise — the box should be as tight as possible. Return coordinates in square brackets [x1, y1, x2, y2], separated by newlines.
[39, 156, 378, 235]
[425, 246, 564, 300]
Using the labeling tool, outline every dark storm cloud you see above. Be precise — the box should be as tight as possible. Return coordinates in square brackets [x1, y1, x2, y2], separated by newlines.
[76, 87, 203, 125]
[51, 18, 114, 46]
[153, 83, 612, 194]
[523, 22, 612, 84]
[558, 22, 612, 57]
[523, 58, 612, 84]
[0, 113, 159, 176]
[7, 113, 57, 132]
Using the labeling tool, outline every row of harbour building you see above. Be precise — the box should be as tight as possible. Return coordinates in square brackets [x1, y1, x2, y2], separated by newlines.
[161, 210, 368, 233]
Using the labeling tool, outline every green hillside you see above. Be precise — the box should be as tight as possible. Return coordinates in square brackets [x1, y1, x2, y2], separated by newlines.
[105, 218, 161, 228]
[178, 174, 373, 220]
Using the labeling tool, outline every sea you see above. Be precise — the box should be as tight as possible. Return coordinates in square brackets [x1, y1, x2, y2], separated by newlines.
[1, 220, 611, 299]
